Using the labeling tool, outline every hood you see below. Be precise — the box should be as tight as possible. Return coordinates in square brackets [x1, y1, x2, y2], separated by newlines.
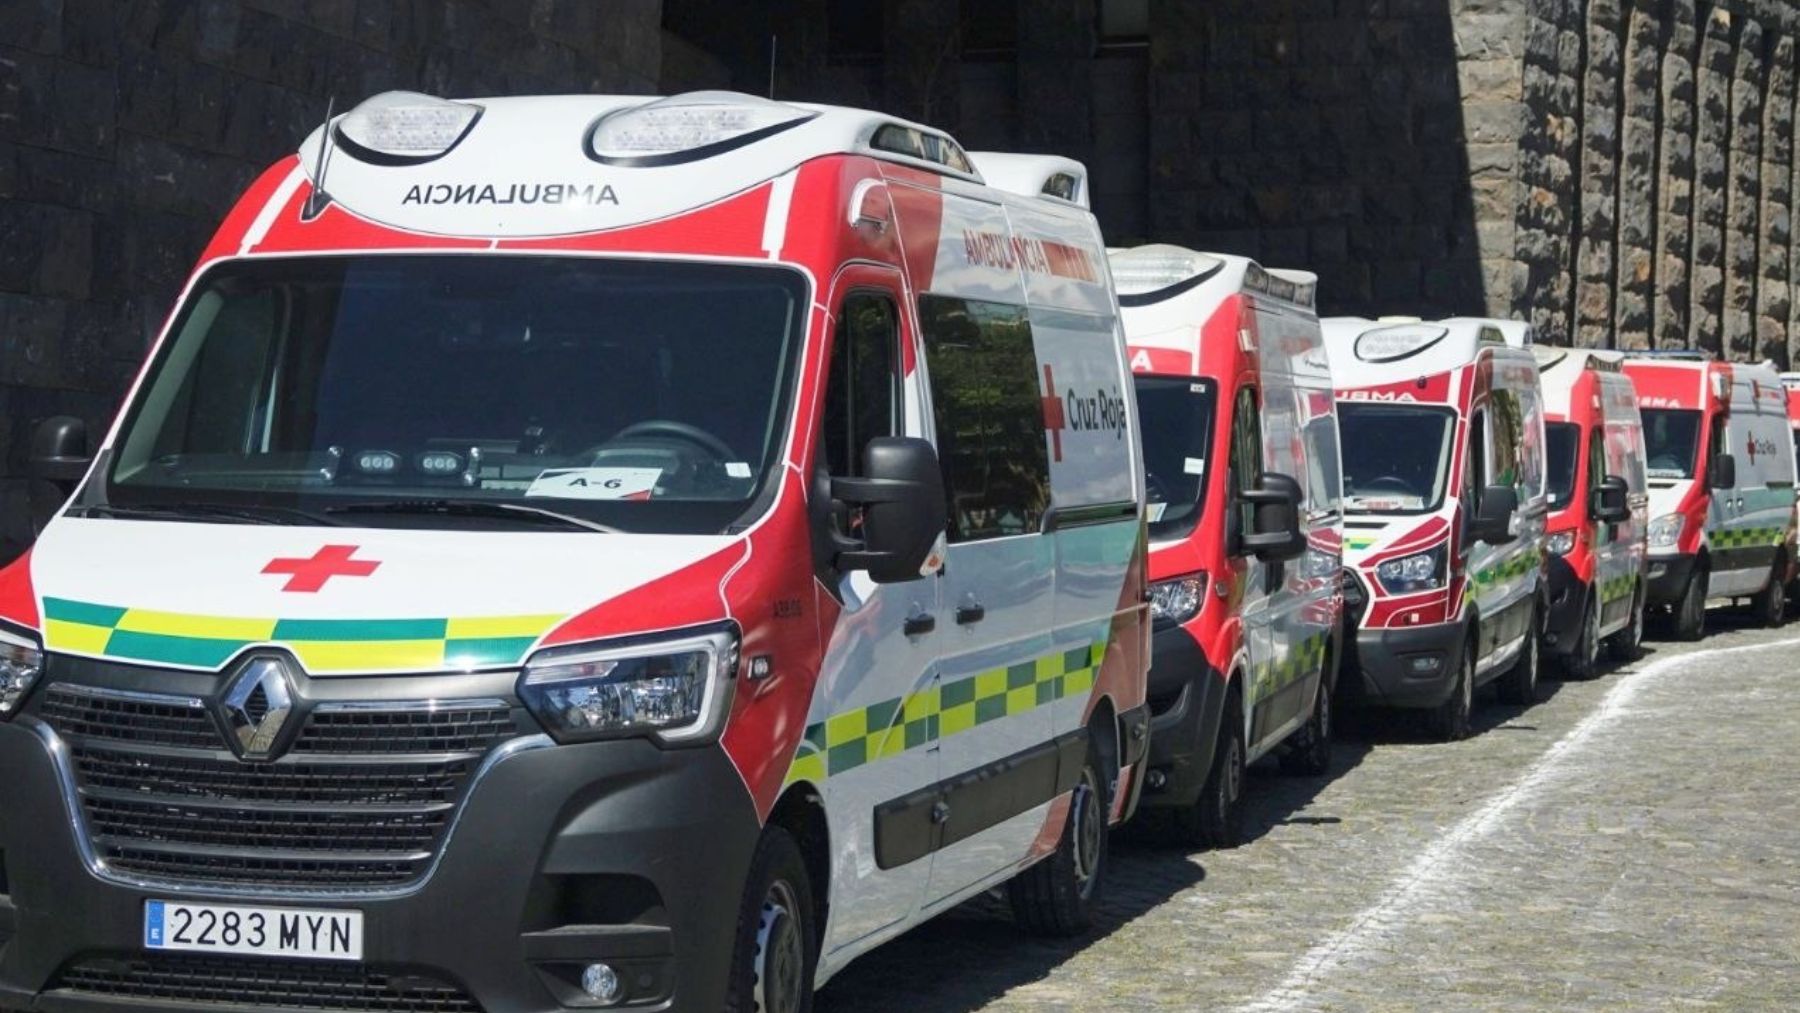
[29, 517, 734, 675]
[1645, 478, 1694, 523]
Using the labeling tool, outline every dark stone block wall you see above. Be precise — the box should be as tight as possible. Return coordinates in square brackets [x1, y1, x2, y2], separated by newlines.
[0, 0, 661, 557]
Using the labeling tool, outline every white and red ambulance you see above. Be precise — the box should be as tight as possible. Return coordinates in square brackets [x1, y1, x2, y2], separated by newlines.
[1323, 318, 1548, 740]
[1532, 348, 1649, 676]
[0, 91, 1150, 1013]
[1111, 245, 1342, 847]
[1622, 353, 1797, 638]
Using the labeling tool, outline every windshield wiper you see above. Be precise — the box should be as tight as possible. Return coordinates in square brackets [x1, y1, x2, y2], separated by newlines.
[325, 499, 619, 534]
[73, 503, 339, 526]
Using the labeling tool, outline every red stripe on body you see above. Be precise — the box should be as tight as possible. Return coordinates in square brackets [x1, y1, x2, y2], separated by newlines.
[0, 551, 38, 630]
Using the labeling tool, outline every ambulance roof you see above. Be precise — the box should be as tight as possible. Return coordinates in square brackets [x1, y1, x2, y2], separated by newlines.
[1321, 315, 1531, 388]
[1534, 346, 1627, 409]
[1108, 244, 1316, 313]
[296, 89, 1068, 239]
[968, 152, 1089, 208]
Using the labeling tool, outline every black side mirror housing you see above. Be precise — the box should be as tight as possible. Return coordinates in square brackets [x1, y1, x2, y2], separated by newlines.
[29, 416, 91, 534]
[830, 437, 946, 584]
[1239, 472, 1306, 561]
[1473, 484, 1519, 545]
[1708, 451, 1736, 490]
[1591, 475, 1630, 524]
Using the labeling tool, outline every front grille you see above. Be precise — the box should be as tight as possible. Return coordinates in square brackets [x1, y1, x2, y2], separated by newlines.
[55, 952, 480, 1012]
[39, 686, 521, 890]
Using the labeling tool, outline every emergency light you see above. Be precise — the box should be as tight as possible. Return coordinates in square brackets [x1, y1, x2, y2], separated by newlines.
[588, 92, 815, 165]
[334, 91, 482, 164]
[1108, 245, 1225, 296]
[1354, 323, 1448, 363]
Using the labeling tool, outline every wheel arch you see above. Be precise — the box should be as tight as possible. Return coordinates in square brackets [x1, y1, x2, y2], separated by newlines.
[767, 782, 831, 931]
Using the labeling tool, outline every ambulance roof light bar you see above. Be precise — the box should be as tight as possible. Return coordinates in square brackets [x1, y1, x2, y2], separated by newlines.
[1625, 348, 1714, 361]
[868, 123, 977, 177]
[587, 91, 817, 167]
[1353, 322, 1449, 363]
[1108, 244, 1226, 304]
[333, 91, 483, 165]
[1780, 371, 1800, 389]
[1256, 266, 1318, 309]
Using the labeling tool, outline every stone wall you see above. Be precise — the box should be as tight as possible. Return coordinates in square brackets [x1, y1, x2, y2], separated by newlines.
[0, 0, 661, 556]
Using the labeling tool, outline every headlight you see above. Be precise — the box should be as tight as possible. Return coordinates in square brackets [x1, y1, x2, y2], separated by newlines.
[1375, 545, 1447, 594]
[0, 628, 44, 719]
[519, 626, 738, 744]
[1149, 575, 1207, 626]
[1648, 513, 1686, 549]
[1300, 546, 1341, 580]
[1546, 529, 1577, 555]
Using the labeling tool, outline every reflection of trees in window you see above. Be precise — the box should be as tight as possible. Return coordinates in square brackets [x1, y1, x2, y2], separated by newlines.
[918, 294, 1050, 542]
[1490, 389, 1524, 489]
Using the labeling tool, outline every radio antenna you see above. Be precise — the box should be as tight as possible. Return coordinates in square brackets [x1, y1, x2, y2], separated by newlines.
[303, 96, 336, 220]
[768, 35, 778, 98]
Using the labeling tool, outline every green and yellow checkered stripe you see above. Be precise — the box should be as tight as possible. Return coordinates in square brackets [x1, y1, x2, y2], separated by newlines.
[1250, 632, 1329, 702]
[41, 597, 562, 673]
[1345, 536, 1378, 552]
[1598, 573, 1637, 605]
[1707, 526, 1787, 550]
[784, 641, 1104, 786]
[1472, 552, 1540, 588]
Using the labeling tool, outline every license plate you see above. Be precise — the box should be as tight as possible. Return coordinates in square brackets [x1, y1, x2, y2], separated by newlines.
[145, 900, 363, 962]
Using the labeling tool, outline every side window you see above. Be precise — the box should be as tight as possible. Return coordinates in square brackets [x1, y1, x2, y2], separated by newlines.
[1588, 426, 1607, 490]
[1489, 388, 1523, 491]
[1229, 387, 1262, 536]
[822, 293, 900, 478]
[1468, 410, 1488, 498]
[917, 294, 1050, 541]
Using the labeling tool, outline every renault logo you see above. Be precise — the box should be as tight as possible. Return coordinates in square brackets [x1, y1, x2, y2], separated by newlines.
[221, 656, 296, 760]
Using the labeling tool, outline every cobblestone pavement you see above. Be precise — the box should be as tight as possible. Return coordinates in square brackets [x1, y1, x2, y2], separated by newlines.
[818, 611, 1800, 1012]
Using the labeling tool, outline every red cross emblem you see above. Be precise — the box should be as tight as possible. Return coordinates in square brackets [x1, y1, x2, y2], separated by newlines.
[1041, 364, 1066, 462]
[262, 545, 381, 593]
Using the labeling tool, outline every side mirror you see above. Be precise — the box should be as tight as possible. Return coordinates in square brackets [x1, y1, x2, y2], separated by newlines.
[1239, 473, 1306, 561]
[29, 416, 90, 534]
[1591, 475, 1630, 524]
[1473, 484, 1519, 544]
[1707, 451, 1736, 490]
[830, 437, 946, 583]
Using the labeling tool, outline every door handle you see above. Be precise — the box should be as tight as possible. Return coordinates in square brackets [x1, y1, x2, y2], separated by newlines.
[904, 613, 937, 636]
[955, 602, 986, 625]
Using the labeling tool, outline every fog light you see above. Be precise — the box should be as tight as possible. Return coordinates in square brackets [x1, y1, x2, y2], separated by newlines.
[1649, 563, 1667, 578]
[582, 963, 621, 1004]
[1407, 654, 1443, 675]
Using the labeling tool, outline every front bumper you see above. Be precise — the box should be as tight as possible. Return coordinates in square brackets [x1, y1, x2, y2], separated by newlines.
[1342, 620, 1468, 710]
[0, 715, 759, 1013]
[1541, 555, 1586, 655]
[1138, 624, 1226, 810]
[1645, 552, 1699, 607]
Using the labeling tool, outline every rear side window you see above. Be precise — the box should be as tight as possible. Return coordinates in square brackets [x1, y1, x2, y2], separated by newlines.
[918, 294, 1050, 541]
[822, 293, 900, 478]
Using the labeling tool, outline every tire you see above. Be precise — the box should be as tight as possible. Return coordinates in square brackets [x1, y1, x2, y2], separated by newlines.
[1175, 691, 1245, 849]
[1561, 596, 1601, 681]
[1498, 611, 1541, 703]
[1279, 673, 1332, 777]
[1672, 566, 1707, 642]
[724, 828, 816, 1013]
[1753, 561, 1787, 628]
[1606, 584, 1646, 662]
[1427, 639, 1474, 742]
[1009, 735, 1111, 936]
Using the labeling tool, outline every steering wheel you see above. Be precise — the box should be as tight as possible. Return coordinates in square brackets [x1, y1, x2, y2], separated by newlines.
[605, 420, 737, 460]
[1361, 476, 1416, 494]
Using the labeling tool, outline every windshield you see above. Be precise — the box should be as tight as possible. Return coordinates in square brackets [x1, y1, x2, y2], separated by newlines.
[1641, 408, 1701, 480]
[1134, 376, 1217, 541]
[1337, 403, 1457, 513]
[1546, 422, 1579, 507]
[104, 255, 806, 534]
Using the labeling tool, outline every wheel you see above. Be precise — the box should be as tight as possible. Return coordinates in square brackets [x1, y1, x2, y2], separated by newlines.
[1753, 561, 1787, 628]
[1606, 584, 1646, 662]
[1427, 640, 1474, 742]
[1175, 693, 1245, 849]
[1561, 596, 1601, 680]
[1279, 674, 1332, 776]
[1009, 735, 1111, 936]
[1498, 611, 1541, 703]
[724, 828, 816, 1013]
[1672, 566, 1707, 642]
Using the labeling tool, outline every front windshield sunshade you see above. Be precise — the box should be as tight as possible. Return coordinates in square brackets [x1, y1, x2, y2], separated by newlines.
[105, 255, 806, 534]
[1134, 376, 1217, 540]
[1546, 422, 1578, 507]
[1641, 408, 1701, 480]
[1337, 403, 1457, 514]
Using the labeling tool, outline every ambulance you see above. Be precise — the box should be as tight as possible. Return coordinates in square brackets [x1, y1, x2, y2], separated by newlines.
[1621, 352, 1797, 638]
[1532, 348, 1649, 676]
[1323, 318, 1548, 741]
[1110, 245, 1341, 847]
[0, 91, 1151, 1013]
